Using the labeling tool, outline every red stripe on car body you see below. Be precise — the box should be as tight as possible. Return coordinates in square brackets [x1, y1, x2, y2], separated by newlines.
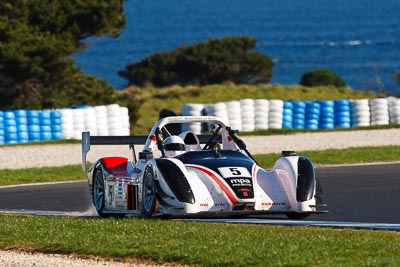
[188, 165, 239, 205]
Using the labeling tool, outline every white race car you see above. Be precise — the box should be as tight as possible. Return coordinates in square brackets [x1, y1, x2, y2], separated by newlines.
[82, 116, 327, 218]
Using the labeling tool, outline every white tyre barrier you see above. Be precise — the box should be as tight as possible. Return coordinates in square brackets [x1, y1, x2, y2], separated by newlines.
[225, 101, 242, 131]
[182, 104, 205, 115]
[254, 99, 269, 130]
[388, 98, 400, 124]
[370, 98, 389, 126]
[350, 99, 370, 127]
[182, 104, 205, 134]
[268, 99, 283, 129]
[240, 99, 255, 132]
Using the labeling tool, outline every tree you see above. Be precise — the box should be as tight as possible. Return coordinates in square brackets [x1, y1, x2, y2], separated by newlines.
[300, 69, 346, 87]
[0, 0, 126, 109]
[118, 36, 274, 87]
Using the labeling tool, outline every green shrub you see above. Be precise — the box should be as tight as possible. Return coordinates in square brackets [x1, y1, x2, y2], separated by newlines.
[119, 36, 274, 87]
[300, 69, 346, 87]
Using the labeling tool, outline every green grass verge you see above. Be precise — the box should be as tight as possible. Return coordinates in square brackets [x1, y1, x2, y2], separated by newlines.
[1, 145, 399, 187]
[0, 214, 399, 266]
[254, 145, 400, 168]
[0, 165, 84, 186]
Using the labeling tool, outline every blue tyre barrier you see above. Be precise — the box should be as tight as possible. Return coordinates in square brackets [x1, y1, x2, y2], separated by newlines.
[305, 123, 319, 130]
[319, 122, 335, 129]
[5, 125, 17, 133]
[27, 110, 39, 118]
[335, 122, 351, 128]
[39, 111, 51, 120]
[282, 101, 293, 129]
[318, 100, 335, 129]
[28, 117, 40, 125]
[282, 121, 293, 128]
[305, 101, 320, 130]
[40, 131, 52, 140]
[51, 131, 63, 139]
[5, 132, 18, 141]
[292, 101, 306, 129]
[292, 118, 305, 129]
[12, 109, 27, 117]
[15, 117, 28, 125]
[51, 118, 62, 125]
[51, 125, 62, 132]
[28, 125, 40, 132]
[50, 111, 62, 119]
[28, 131, 41, 141]
[40, 125, 51, 133]
[334, 100, 351, 128]
[293, 101, 306, 109]
[3, 111, 15, 120]
[17, 124, 28, 132]
[40, 118, 52, 126]
[283, 101, 293, 109]
[293, 113, 306, 120]
[27, 110, 40, 132]
[17, 132, 29, 143]
[320, 115, 335, 123]
[4, 119, 16, 126]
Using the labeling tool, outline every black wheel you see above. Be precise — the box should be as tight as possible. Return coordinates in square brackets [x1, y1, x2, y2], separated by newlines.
[142, 166, 157, 216]
[286, 212, 310, 220]
[93, 168, 107, 217]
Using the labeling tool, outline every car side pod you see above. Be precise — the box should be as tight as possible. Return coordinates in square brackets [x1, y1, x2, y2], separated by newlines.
[155, 158, 195, 204]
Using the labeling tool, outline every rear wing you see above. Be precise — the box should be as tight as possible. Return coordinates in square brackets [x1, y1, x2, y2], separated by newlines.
[82, 131, 222, 172]
[82, 131, 147, 172]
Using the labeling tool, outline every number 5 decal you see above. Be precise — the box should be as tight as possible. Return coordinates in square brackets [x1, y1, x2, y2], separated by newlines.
[229, 167, 241, 175]
[218, 167, 251, 178]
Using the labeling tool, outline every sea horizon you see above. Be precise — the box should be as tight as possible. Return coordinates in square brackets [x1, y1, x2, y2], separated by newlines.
[74, 0, 400, 95]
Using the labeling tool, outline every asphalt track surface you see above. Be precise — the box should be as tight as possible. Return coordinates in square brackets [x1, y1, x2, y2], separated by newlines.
[1, 163, 399, 227]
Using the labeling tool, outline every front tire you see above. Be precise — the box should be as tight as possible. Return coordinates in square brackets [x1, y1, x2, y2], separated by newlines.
[93, 168, 107, 217]
[142, 166, 157, 216]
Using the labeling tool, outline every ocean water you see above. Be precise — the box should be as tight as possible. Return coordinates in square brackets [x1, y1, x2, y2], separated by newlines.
[74, 0, 400, 95]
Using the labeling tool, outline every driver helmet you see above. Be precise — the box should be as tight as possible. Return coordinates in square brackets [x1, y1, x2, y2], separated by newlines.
[163, 135, 186, 157]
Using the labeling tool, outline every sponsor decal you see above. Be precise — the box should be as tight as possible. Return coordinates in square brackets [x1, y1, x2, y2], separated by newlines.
[218, 167, 254, 199]
[229, 178, 252, 187]
[261, 202, 287, 206]
[218, 167, 251, 178]
[239, 188, 252, 197]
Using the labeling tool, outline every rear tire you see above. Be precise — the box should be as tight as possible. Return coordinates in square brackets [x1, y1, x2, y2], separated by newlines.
[142, 166, 157, 216]
[93, 168, 107, 217]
